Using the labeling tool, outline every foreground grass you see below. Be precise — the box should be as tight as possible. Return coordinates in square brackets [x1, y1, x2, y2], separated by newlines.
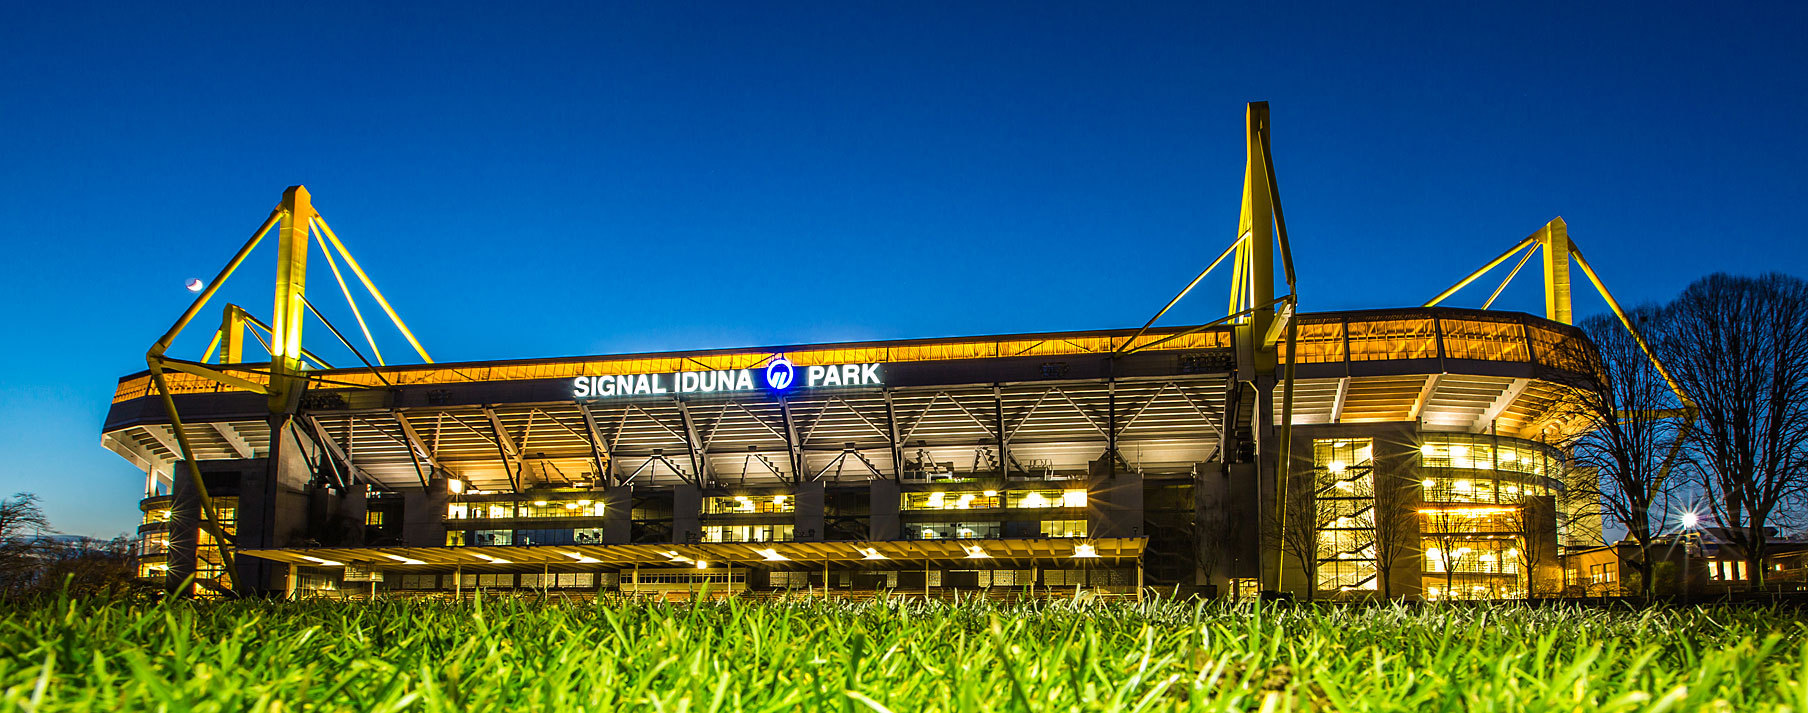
[3, 594, 1807, 712]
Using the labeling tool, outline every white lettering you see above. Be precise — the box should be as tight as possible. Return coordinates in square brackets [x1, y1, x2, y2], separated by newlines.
[577, 364, 880, 398]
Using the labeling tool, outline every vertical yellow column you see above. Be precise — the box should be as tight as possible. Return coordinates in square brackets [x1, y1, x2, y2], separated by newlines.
[217, 304, 247, 364]
[1238, 103, 1276, 370]
[1539, 217, 1573, 325]
[270, 186, 312, 409]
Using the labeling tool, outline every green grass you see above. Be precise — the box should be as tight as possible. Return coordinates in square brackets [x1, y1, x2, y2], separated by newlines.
[3, 593, 1807, 712]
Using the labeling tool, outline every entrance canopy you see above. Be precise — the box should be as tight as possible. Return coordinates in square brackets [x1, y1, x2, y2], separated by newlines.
[238, 538, 1148, 572]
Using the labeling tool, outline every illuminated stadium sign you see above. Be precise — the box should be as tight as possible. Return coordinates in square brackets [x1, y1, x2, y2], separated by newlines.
[572, 358, 881, 398]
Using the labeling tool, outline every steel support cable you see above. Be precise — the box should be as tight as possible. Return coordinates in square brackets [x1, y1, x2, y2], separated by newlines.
[1122, 295, 1291, 355]
[309, 215, 433, 363]
[1568, 242, 1692, 409]
[235, 311, 335, 369]
[298, 293, 392, 388]
[1256, 124, 1298, 295]
[1256, 121, 1302, 594]
[1118, 236, 1247, 354]
[242, 321, 275, 359]
[1423, 234, 1540, 308]
[1482, 242, 1540, 311]
[309, 217, 386, 367]
[1566, 241, 1698, 491]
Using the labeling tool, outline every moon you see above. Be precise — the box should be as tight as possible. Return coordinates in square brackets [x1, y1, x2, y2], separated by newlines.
[185, 278, 204, 293]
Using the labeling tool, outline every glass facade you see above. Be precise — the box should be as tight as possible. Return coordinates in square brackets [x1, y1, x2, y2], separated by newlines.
[900, 489, 1085, 511]
[702, 495, 794, 514]
[1416, 434, 1558, 600]
[447, 498, 606, 520]
[1420, 507, 1524, 600]
[192, 497, 238, 596]
[1313, 438, 1377, 592]
[907, 521, 1003, 540]
[702, 523, 795, 543]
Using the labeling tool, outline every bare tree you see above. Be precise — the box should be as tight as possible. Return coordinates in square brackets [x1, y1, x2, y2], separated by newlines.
[1551, 308, 1686, 598]
[1663, 273, 1808, 589]
[1514, 496, 1558, 598]
[1370, 471, 1416, 600]
[0, 493, 54, 596]
[1268, 469, 1320, 601]
[1314, 462, 1378, 601]
[1420, 506, 1468, 599]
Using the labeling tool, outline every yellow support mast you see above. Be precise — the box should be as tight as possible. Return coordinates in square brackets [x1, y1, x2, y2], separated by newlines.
[269, 186, 312, 410]
[1539, 217, 1574, 325]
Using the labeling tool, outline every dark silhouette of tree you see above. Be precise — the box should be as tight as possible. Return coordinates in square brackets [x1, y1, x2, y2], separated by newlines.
[0, 493, 53, 595]
[1370, 470, 1416, 600]
[1267, 469, 1320, 601]
[1514, 496, 1558, 598]
[1662, 273, 1808, 589]
[1549, 308, 1686, 598]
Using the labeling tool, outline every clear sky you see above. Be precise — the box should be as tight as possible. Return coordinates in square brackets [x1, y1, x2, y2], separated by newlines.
[0, 3, 1803, 537]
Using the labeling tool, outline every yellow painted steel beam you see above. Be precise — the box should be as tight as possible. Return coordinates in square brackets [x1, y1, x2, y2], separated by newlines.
[1120, 235, 1245, 353]
[150, 209, 282, 358]
[219, 304, 248, 364]
[311, 214, 434, 364]
[200, 329, 223, 364]
[271, 186, 311, 369]
[147, 365, 242, 593]
[1238, 102, 1276, 366]
[156, 358, 271, 395]
[310, 217, 385, 366]
[1539, 217, 1574, 324]
[1481, 241, 1539, 311]
[1424, 234, 1538, 308]
[235, 310, 336, 370]
[269, 187, 313, 412]
[1227, 238, 1247, 319]
[1568, 241, 1692, 409]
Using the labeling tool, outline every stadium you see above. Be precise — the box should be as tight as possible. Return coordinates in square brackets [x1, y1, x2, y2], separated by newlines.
[101, 103, 1615, 601]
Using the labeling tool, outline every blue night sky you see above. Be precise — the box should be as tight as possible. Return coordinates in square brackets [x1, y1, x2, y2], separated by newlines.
[0, 3, 1803, 537]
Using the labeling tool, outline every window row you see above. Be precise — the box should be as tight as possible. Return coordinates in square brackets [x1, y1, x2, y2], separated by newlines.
[900, 490, 1087, 511]
[904, 519, 1088, 540]
[447, 500, 607, 520]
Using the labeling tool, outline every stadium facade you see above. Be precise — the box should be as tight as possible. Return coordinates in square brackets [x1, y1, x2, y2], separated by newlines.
[101, 104, 1607, 601]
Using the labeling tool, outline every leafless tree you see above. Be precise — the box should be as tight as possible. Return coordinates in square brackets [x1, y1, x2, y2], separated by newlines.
[1549, 308, 1686, 598]
[0, 493, 53, 595]
[1268, 469, 1320, 601]
[1370, 472, 1416, 600]
[1662, 273, 1808, 589]
[1419, 505, 1469, 599]
[1314, 464, 1378, 601]
[1514, 496, 1558, 598]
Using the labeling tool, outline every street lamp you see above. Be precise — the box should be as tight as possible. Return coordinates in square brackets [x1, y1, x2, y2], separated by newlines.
[1680, 511, 1701, 602]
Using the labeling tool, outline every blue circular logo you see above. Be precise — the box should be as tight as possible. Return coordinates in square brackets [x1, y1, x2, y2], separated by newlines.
[765, 357, 795, 390]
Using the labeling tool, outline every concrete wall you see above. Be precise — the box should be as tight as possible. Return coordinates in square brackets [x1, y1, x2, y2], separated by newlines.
[793, 482, 825, 542]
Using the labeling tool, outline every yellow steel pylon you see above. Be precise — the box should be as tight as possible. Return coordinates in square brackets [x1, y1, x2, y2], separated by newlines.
[144, 185, 432, 595]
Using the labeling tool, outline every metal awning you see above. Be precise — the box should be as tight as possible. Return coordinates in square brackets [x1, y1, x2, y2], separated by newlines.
[238, 537, 1147, 571]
